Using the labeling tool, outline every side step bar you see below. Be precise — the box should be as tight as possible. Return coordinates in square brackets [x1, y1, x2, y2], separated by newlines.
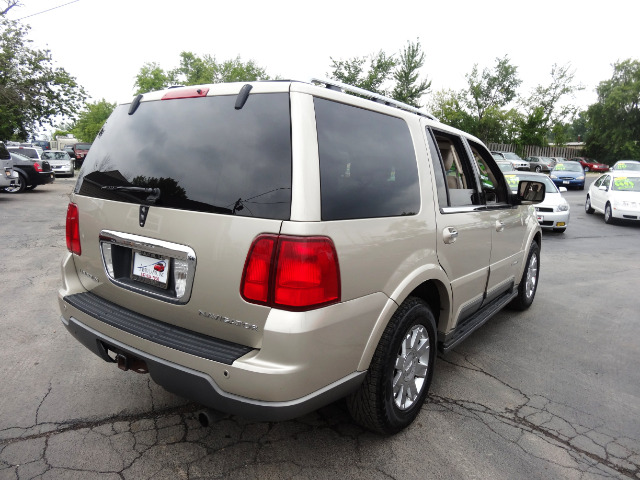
[438, 289, 518, 353]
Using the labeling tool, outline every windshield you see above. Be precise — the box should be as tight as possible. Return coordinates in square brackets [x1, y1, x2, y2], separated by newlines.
[43, 151, 70, 160]
[76, 93, 292, 219]
[75, 143, 92, 150]
[504, 174, 558, 193]
[554, 163, 582, 172]
[503, 152, 523, 161]
[8, 147, 38, 159]
[612, 176, 640, 192]
[614, 162, 640, 171]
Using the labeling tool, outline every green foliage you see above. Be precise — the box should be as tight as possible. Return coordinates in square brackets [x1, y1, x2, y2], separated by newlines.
[466, 56, 521, 121]
[585, 59, 640, 162]
[392, 40, 431, 107]
[329, 51, 397, 96]
[133, 52, 272, 94]
[0, 18, 87, 141]
[71, 99, 116, 143]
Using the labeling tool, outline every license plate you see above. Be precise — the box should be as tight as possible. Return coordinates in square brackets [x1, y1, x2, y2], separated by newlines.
[131, 251, 169, 289]
[563, 180, 570, 184]
[537, 215, 544, 222]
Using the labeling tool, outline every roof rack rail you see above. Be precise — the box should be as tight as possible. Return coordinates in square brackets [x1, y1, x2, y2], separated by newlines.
[310, 77, 438, 121]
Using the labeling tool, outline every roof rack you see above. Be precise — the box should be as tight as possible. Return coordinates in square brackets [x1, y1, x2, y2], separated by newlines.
[310, 77, 438, 121]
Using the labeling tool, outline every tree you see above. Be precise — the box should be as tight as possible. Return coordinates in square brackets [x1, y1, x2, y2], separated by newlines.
[133, 62, 176, 95]
[585, 59, 640, 162]
[518, 63, 583, 147]
[72, 99, 116, 143]
[329, 51, 397, 96]
[133, 52, 272, 94]
[392, 40, 431, 107]
[1, 0, 22, 16]
[466, 56, 521, 122]
[0, 18, 87, 140]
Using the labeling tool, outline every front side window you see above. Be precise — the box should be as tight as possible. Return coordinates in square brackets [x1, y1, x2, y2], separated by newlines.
[429, 129, 479, 208]
[467, 140, 508, 204]
[314, 98, 420, 220]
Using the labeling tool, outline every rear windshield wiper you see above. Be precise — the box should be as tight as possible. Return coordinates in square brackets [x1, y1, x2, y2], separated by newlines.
[101, 186, 161, 204]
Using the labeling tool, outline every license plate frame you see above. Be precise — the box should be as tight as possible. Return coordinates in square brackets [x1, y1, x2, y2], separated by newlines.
[131, 250, 170, 289]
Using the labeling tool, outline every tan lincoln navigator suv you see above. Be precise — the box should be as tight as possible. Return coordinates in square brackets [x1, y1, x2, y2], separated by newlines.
[58, 79, 544, 434]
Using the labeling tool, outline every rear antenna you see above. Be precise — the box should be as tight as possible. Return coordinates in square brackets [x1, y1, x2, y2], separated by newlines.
[129, 94, 143, 115]
[235, 84, 253, 110]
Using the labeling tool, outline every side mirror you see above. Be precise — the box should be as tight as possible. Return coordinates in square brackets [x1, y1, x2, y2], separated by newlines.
[516, 180, 545, 204]
[599, 185, 607, 191]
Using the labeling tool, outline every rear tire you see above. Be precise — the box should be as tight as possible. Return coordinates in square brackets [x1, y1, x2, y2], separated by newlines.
[347, 297, 436, 434]
[4, 174, 26, 193]
[585, 196, 594, 214]
[535, 166, 542, 173]
[509, 241, 540, 311]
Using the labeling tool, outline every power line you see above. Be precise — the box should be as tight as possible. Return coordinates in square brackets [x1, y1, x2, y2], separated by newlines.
[15, 0, 80, 20]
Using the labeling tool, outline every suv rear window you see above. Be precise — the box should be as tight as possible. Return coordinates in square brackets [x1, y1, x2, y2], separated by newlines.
[8, 147, 38, 159]
[76, 93, 292, 219]
[314, 98, 420, 220]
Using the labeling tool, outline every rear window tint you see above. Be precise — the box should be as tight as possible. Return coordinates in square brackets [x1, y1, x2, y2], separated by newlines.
[314, 98, 420, 220]
[76, 93, 292, 220]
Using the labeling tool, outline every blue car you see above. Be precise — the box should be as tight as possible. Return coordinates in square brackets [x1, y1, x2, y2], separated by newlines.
[550, 161, 586, 190]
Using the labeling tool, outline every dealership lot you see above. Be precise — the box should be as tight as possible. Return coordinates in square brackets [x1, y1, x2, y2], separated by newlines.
[1, 177, 639, 479]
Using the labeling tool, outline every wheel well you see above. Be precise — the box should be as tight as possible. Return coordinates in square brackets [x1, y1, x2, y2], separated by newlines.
[406, 280, 448, 330]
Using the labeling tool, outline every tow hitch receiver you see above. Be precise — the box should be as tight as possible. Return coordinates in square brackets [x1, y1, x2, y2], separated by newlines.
[116, 353, 149, 374]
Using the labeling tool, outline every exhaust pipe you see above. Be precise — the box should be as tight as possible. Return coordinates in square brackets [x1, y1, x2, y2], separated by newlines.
[197, 408, 224, 428]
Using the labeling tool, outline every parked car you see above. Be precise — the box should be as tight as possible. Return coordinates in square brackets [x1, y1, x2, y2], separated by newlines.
[58, 79, 545, 434]
[549, 161, 585, 190]
[524, 156, 556, 173]
[504, 171, 570, 232]
[72, 143, 92, 168]
[5, 152, 55, 193]
[7, 146, 41, 160]
[42, 150, 74, 177]
[496, 160, 515, 172]
[570, 157, 610, 173]
[32, 140, 51, 150]
[586, 171, 640, 224]
[611, 160, 640, 171]
[0, 142, 18, 189]
[491, 151, 530, 171]
[63, 145, 76, 159]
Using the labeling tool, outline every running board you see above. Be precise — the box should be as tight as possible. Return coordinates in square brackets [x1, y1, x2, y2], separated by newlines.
[438, 289, 518, 353]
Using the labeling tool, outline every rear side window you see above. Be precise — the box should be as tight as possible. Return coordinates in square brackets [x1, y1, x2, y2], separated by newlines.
[76, 93, 292, 220]
[314, 98, 420, 220]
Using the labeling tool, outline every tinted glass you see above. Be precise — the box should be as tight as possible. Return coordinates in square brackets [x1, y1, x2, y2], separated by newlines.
[76, 94, 292, 219]
[314, 98, 420, 220]
[75, 144, 92, 150]
[0, 143, 9, 160]
[8, 147, 37, 158]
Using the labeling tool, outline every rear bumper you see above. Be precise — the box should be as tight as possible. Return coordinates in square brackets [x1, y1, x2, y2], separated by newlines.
[60, 310, 366, 421]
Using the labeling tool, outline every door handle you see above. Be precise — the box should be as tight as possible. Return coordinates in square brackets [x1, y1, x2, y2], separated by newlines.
[443, 227, 458, 244]
[495, 221, 505, 232]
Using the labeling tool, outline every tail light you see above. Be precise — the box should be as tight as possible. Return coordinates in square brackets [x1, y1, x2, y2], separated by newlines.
[33, 162, 42, 172]
[66, 203, 81, 255]
[241, 235, 340, 311]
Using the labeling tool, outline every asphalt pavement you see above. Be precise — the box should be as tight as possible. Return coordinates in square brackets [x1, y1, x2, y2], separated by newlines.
[0, 175, 639, 479]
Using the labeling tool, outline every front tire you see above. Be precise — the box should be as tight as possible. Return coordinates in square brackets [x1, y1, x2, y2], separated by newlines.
[584, 166, 589, 172]
[509, 241, 540, 311]
[347, 297, 436, 434]
[604, 203, 615, 224]
[585, 196, 594, 214]
[535, 166, 542, 173]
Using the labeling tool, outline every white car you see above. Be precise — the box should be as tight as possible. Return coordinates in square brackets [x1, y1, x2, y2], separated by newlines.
[42, 150, 74, 177]
[586, 171, 640, 224]
[505, 171, 570, 232]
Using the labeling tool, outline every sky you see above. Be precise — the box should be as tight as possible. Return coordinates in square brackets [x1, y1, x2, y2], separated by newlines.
[6, 0, 640, 128]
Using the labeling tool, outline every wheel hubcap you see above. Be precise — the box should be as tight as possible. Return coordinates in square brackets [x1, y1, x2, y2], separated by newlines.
[524, 253, 538, 299]
[393, 325, 430, 410]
